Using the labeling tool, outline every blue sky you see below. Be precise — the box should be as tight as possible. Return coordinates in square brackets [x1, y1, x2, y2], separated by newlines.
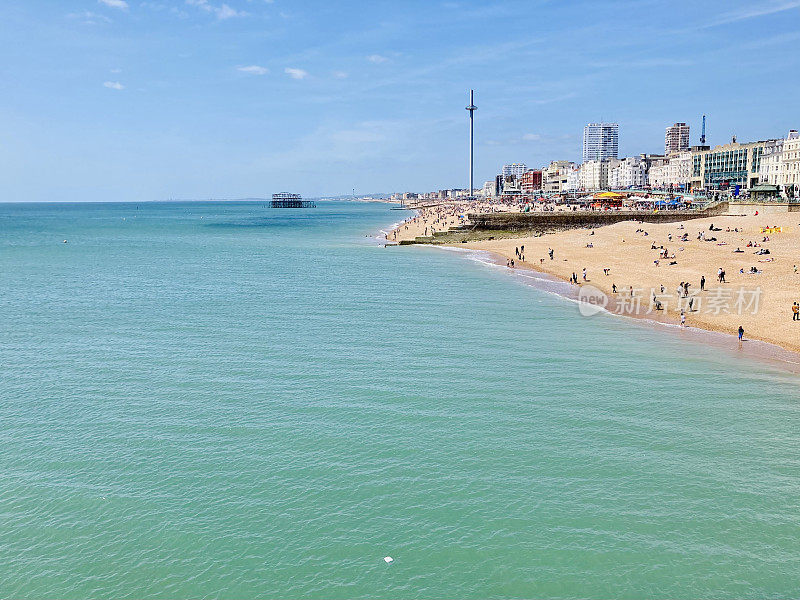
[2, 0, 799, 201]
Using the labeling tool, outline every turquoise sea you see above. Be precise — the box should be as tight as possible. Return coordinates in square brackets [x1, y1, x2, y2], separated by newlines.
[2, 200, 800, 599]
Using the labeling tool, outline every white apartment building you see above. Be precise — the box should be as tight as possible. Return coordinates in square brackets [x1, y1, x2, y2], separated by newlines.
[667, 151, 692, 187]
[758, 138, 785, 187]
[501, 163, 527, 178]
[565, 165, 582, 192]
[759, 131, 800, 198]
[784, 131, 800, 196]
[648, 163, 668, 188]
[609, 156, 647, 189]
[481, 180, 495, 197]
[583, 123, 619, 162]
[581, 159, 614, 191]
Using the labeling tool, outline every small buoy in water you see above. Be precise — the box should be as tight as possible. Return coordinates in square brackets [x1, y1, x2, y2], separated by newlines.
[63, 240, 68, 243]
[384, 556, 393, 564]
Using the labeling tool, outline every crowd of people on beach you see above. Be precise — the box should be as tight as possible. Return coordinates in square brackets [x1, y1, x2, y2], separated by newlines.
[387, 199, 800, 347]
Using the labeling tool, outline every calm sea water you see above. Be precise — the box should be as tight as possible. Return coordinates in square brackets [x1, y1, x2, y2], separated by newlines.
[2, 201, 800, 599]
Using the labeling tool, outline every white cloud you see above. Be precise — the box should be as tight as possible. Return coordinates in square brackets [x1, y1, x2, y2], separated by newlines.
[186, 0, 246, 19]
[111, 68, 122, 73]
[98, 0, 129, 9]
[522, 133, 540, 141]
[103, 81, 125, 90]
[237, 65, 269, 75]
[284, 68, 308, 80]
[367, 54, 388, 64]
[216, 3, 243, 18]
[68, 10, 112, 24]
[332, 70, 348, 79]
[706, 0, 800, 27]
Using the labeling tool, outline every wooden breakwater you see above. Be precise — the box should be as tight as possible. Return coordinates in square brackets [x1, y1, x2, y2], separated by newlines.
[398, 202, 729, 245]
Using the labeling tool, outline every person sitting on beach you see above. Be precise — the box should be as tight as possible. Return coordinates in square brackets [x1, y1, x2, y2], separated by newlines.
[734, 247, 744, 253]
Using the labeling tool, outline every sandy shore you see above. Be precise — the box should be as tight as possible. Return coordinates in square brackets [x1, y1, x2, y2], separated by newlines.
[391, 208, 800, 355]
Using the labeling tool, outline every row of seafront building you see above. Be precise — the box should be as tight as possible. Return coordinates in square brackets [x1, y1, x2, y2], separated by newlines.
[390, 122, 800, 204]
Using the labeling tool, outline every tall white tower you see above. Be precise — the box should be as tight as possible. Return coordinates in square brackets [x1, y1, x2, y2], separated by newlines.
[582, 122, 619, 162]
[466, 90, 477, 199]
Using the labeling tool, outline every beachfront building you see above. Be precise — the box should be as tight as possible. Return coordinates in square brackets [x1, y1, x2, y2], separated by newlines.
[648, 162, 669, 188]
[501, 163, 527, 178]
[582, 122, 619, 162]
[542, 160, 576, 193]
[648, 153, 689, 189]
[564, 166, 582, 192]
[667, 151, 692, 188]
[520, 169, 543, 194]
[608, 156, 646, 189]
[759, 130, 800, 199]
[481, 180, 495, 198]
[690, 136, 778, 194]
[784, 131, 800, 198]
[758, 138, 785, 195]
[581, 159, 615, 191]
[665, 122, 690, 155]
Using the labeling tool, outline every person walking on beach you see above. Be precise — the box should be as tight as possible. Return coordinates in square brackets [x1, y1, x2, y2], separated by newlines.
[680, 309, 686, 327]
[738, 325, 744, 341]
[700, 275, 705, 291]
[548, 248, 554, 260]
[793, 302, 799, 321]
[582, 268, 587, 282]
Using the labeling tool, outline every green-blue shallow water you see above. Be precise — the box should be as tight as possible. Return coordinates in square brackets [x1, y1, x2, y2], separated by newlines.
[2, 201, 800, 598]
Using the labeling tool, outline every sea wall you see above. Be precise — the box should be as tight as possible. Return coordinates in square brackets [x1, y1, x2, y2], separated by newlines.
[467, 202, 729, 234]
[725, 202, 800, 216]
